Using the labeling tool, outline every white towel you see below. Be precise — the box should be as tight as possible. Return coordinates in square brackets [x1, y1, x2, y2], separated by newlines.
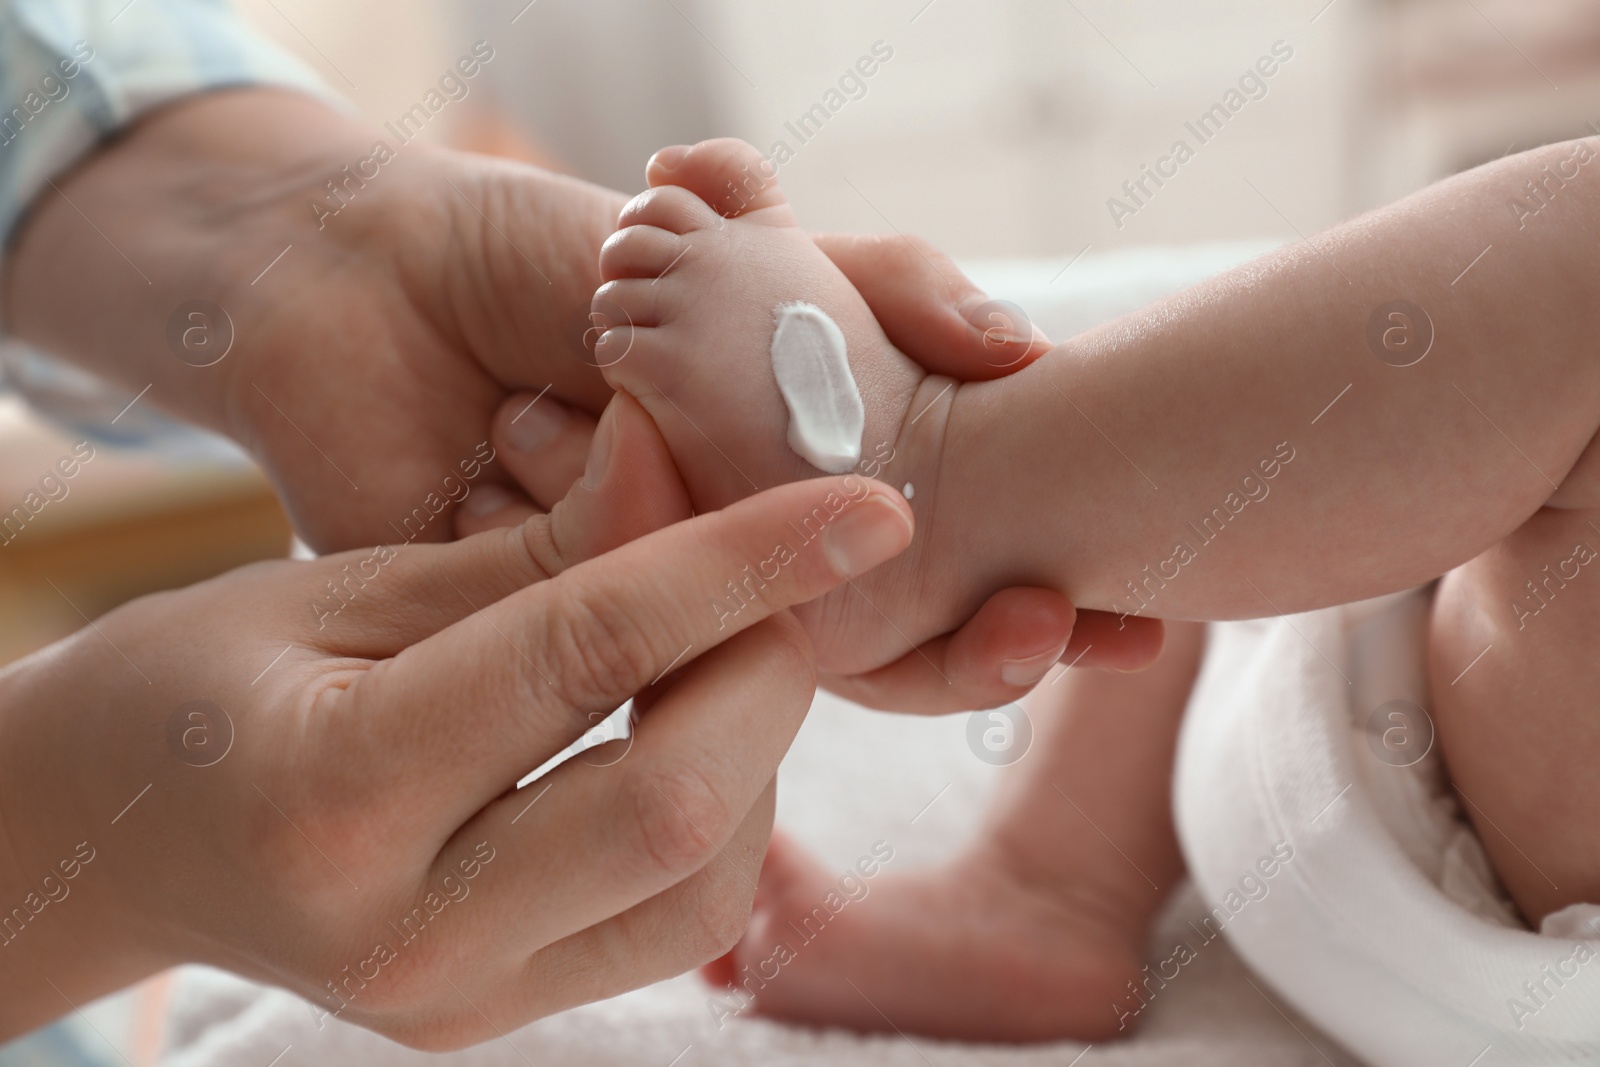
[1175, 589, 1600, 1066]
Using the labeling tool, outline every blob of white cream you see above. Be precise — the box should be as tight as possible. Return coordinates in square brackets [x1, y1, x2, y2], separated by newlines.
[770, 301, 863, 474]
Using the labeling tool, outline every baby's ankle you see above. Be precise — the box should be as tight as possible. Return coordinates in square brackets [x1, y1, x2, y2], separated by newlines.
[791, 374, 972, 673]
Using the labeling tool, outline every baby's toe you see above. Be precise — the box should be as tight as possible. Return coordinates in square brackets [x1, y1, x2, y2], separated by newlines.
[616, 185, 723, 235]
[598, 225, 688, 282]
[592, 278, 680, 330]
[647, 138, 793, 222]
[589, 280, 688, 383]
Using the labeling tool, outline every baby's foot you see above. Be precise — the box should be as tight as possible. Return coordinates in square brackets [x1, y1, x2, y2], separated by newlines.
[591, 139, 965, 675]
[701, 831, 1145, 1043]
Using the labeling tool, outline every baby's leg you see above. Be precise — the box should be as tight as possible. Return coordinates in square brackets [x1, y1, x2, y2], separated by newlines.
[594, 137, 1600, 670]
[598, 137, 1600, 965]
[1431, 498, 1600, 924]
[706, 623, 1204, 1042]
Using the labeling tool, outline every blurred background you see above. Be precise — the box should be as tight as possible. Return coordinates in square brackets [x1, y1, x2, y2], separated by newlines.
[246, 0, 1600, 249]
[3, 1, 1600, 1061]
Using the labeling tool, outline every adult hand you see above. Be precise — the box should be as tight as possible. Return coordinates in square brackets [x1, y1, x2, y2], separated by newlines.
[2, 90, 1043, 555]
[468, 229, 1166, 711]
[0, 394, 914, 1047]
[4, 86, 622, 551]
[3, 85, 1160, 710]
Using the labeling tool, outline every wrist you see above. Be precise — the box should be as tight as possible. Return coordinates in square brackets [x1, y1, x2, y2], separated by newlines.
[2, 87, 390, 443]
[0, 646, 167, 1038]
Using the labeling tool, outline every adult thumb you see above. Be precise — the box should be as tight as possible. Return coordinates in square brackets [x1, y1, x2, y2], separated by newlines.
[548, 390, 695, 568]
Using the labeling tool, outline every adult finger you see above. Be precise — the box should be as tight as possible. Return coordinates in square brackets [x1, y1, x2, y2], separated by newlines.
[1067, 610, 1167, 672]
[305, 393, 690, 658]
[816, 232, 1053, 381]
[426, 613, 806, 976]
[491, 391, 601, 512]
[819, 586, 1074, 713]
[452, 483, 542, 537]
[352, 471, 913, 824]
[367, 783, 776, 1045]
[820, 595, 1167, 713]
[511, 789, 774, 1022]
[544, 391, 693, 563]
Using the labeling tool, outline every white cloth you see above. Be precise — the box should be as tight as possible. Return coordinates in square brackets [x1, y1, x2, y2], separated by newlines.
[1176, 588, 1600, 1065]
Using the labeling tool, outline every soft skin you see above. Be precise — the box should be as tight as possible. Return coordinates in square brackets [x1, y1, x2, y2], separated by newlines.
[0, 82, 1142, 1044]
[1, 86, 1160, 712]
[590, 136, 1600, 1040]
[0, 393, 919, 1047]
[596, 137, 1600, 662]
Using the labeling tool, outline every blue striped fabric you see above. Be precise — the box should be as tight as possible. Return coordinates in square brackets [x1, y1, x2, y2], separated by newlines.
[0, 0, 333, 250]
[0, 0, 339, 440]
[0, 1012, 123, 1067]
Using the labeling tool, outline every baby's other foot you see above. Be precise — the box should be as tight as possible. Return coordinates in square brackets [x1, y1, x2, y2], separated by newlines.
[701, 831, 1145, 1043]
[591, 138, 962, 675]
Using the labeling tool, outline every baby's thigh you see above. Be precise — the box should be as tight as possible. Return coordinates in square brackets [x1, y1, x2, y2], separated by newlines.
[1429, 504, 1600, 923]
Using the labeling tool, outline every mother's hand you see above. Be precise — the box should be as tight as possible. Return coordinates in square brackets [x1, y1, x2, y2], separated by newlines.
[4, 85, 1159, 707]
[0, 396, 911, 1048]
[466, 233, 1166, 711]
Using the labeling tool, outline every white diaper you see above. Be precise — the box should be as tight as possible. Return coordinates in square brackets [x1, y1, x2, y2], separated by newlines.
[1174, 588, 1600, 1065]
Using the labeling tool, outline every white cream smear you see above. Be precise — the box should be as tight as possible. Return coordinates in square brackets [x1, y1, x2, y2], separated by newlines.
[515, 700, 633, 789]
[770, 302, 863, 474]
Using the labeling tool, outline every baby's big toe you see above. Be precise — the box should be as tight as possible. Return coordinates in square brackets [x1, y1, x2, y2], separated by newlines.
[646, 138, 795, 223]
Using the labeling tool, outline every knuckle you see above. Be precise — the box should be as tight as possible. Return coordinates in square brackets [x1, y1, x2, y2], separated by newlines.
[624, 763, 735, 881]
[539, 584, 666, 709]
[509, 517, 564, 588]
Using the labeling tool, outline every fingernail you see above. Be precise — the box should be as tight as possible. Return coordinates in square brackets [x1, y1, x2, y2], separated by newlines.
[957, 291, 993, 316]
[506, 399, 566, 453]
[1000, 641, 1068, 687]
[962, 296, 1030, 345]
[582, 401, 618, 489]
[461, 483, 516, 517]
[821, 495, 912, 578]
[651, 145, 690, 171]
